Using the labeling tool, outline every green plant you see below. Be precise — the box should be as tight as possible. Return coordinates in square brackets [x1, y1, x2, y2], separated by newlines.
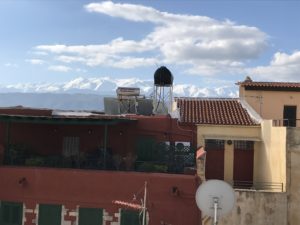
[25, 157, 44, 167]
[137, 162, 168, 173]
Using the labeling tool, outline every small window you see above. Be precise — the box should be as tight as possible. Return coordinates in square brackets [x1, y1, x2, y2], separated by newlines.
[205, 139, 224, 150]
[234, 141, 254, 151]
[63, 136, 80, 157]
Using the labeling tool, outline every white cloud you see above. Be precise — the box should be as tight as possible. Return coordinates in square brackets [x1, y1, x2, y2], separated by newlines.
[32, 51, 48, 56]
[4, 63, 18, 68]
[112, 57, 158, 68]
[26, 59, 45, 65]
[48, 65, 72, 72]
[34, 1, 268, 75]
[85, 1, 165, 23]
[56, 55, 86, 63]
[0, 76, 237, 98]
[75, 68, 87, 73]
[247, 51, 300, 81]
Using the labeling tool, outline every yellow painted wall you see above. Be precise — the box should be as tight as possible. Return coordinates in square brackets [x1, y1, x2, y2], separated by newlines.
[254, 120, 286, 191]
[197, 122, 286, 191]
[197, 125, 261, 183]
[239, 86, 300, 125]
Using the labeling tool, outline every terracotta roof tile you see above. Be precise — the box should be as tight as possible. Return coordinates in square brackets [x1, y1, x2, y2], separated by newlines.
[237, 81, 300, 89]
[176, 98, 258, 126]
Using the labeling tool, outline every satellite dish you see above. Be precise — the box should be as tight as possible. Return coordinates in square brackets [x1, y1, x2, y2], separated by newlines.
[195, 180, 235, 225]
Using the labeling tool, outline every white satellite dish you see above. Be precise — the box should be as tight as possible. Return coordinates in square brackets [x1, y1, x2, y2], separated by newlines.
[195, 180, 235, 225]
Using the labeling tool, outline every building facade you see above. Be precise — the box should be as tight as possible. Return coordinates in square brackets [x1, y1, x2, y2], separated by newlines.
[0, 107, 199, 225]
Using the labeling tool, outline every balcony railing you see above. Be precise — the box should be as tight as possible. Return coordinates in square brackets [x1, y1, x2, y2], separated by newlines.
[229, 180, 284, 192]
[273, 119, 299, 127]
[2, 143, 196, 175]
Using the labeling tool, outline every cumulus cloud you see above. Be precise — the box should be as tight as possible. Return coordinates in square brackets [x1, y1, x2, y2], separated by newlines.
[112, 57, 158, 68]
[32, 51, 48, 56]
[26, 59, 45, 65]
[35, 1, 268, 75]
[48, 65, 72, 72]
[247, 51, 300, 81]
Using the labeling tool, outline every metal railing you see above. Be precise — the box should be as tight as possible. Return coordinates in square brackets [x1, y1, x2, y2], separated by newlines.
[273, 119, 300, 127]
[229, 180, 284, 192]
[2, 143, 196, 175]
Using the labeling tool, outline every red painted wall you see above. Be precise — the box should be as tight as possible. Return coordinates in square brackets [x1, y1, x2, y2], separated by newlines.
[0, 167, 200, 225]
[0, 108, 52, 116]
[0, 114, 195, 158]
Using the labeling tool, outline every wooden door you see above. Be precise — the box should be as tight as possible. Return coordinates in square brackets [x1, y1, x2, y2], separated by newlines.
[205, 139, 225, 180]
[233, 141, 254, 187]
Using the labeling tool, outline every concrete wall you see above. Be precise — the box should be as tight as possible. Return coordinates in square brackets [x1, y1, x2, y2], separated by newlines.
[239, 86, 300, 124]
[254, 121, 286, 191]
[286, 128, 300, 225]
[219, 190, 287, 225]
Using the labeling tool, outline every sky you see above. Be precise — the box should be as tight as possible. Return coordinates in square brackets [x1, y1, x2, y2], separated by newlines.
[1, 0, 300, 92]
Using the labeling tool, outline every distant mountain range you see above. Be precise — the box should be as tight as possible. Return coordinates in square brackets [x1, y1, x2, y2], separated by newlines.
[0, 77, 238, 110]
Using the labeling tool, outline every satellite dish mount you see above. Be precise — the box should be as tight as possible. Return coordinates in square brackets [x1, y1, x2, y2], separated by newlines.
[195, 180, 235, 225]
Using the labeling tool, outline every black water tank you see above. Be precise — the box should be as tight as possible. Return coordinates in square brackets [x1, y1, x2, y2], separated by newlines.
[154, 66, 173, 86]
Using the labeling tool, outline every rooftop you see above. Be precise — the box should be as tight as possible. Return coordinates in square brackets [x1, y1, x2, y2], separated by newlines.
[0, 107, 135, 125]
[237, 77, 300, 91]
[176, 98, 258, 126]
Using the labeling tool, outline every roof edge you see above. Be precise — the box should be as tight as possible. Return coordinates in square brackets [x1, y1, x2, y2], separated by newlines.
[239, 99, 262, 124]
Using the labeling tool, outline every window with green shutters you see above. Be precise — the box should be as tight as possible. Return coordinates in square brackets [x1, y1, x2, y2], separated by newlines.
[79, 207, 103, 225]
[38, 204, 61, 225]
[120, 209, 141, 225]
[0, 201, 23, 225]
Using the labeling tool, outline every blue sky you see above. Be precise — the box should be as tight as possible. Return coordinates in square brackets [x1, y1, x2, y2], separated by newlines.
[1, 0, 300, 90]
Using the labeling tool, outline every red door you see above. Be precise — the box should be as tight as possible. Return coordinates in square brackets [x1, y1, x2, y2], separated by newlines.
[233, 141, 254, 187]
[205, 140, 224, 180]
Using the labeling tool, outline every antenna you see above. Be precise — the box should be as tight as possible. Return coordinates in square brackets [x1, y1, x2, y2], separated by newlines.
[195, 180, 235, 225]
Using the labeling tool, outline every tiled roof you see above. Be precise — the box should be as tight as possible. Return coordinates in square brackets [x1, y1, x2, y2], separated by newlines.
[238, 81, 300, 88]
[176, 98, 258, 126]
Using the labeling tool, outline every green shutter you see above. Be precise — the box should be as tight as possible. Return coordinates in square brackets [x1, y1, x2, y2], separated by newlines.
[0, 201, 23, 225]
[120, 209, 140, 225]
[38, 204, 61, 225]
[79, 207, 103, 225]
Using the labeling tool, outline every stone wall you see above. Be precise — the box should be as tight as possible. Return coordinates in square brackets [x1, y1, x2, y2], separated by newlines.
[218, 190, 287, 225]
[286, 128, 300, 225]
